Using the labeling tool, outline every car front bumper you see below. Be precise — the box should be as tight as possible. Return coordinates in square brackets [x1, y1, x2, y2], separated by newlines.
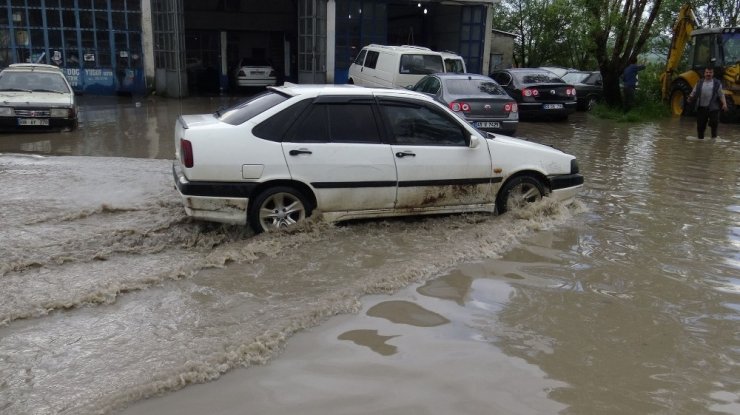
[0, 116, 77, 132]
[548, 173, 584, 203]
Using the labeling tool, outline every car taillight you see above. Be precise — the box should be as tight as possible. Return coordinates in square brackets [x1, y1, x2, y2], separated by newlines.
[180, 138, 193, 168]
[522, 88, 539, 97]
[504, 102, 518, 113]
[449, 101, 471, 112]
[566, 87, 576, 96]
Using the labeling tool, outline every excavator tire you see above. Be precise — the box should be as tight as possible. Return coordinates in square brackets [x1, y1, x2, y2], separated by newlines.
[669, 81, 693, 117]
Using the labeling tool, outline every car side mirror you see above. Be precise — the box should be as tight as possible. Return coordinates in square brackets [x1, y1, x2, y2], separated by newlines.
[469, 135, 481, 148]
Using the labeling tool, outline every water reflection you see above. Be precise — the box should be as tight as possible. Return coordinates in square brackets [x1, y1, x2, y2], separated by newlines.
[0, 95, 244, 159]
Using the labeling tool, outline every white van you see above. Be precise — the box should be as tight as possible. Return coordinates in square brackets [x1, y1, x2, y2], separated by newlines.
[440, 51, 467, 73]
[348, 44, 465, 89]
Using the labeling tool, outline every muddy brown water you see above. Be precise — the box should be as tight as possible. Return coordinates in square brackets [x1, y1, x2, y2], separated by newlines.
[0, 96, 738, 415]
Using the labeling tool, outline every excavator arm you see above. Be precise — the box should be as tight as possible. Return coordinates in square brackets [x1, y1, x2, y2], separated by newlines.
[660, 3, 700, 100]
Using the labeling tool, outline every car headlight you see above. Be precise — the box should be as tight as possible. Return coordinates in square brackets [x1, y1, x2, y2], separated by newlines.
[0, 107, 14, 117]
[50, 108, 71, 118]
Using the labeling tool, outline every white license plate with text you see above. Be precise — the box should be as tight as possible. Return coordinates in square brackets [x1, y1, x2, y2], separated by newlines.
[475, 121, 501, 129]
[543, 104, 564, 110]
[18, 118, 50, 126]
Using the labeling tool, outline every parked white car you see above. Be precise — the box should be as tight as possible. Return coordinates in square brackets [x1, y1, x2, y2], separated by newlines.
[234, 58, 277, 88]
[0, 63, 78, 131]
[173, 84, 583, 233]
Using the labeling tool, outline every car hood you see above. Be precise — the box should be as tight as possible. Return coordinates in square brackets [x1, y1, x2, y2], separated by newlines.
[489, 134, 566, 154]
[0, 91, 74, 107]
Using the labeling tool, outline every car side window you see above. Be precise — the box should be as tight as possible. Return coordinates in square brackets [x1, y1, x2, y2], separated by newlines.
[327, 103, 381, 143]
[492, 72, 511, 86]
[353, 50, 367, 66]
[253, 99, 311, 142]
[364, 51, 380, 69]
[379, 101, 466, 147]
[286, 105, 329, 143]
[285, 102, 381, 144]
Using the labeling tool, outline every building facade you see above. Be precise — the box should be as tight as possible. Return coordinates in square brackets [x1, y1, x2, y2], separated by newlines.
[2, 0, 498, 96]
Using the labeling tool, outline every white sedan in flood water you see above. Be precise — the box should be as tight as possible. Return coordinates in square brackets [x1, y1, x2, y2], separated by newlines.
[173, 84, 584, 233]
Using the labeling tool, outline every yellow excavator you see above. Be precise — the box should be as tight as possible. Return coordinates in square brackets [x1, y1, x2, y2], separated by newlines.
[660, 3, 740, 122]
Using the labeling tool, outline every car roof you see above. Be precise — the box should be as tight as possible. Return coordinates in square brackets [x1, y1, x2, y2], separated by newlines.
[4, 63, 64, 73]
[270, 83, 436, 101]
[432, 73, 491, 80]
[363, 44, 442, 55]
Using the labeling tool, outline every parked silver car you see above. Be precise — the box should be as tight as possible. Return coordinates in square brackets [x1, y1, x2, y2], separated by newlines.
[411, 73, 518, 135]
[0, 64, 78, 132]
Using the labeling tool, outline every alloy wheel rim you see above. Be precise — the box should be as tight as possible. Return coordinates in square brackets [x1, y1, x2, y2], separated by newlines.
[507, 182, 542, 210]
[258, 192, 306, 230]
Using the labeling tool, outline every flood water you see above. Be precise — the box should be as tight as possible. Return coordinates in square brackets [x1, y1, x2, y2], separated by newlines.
[0, 96, 739, 415]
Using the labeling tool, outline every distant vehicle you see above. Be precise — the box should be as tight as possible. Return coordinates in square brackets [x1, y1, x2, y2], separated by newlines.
[490, 68, 577, 120]
[348, 44, 446, 89]
[234, 58, 277, 88]
[660, 3, 739, 122]
[0, 63, 78, 132]
[539, 66, 577, 79]
[411, 73, 518, 135]
[173, 83, 583, 233]
[562, 70, 603, 111]
[440, 51, 467, 73]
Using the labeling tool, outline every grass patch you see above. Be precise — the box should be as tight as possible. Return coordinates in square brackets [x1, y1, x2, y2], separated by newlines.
[592, 97, 671, 122]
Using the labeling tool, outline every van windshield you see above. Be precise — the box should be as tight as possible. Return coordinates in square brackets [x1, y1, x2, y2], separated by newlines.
[399, 54, 444, 75]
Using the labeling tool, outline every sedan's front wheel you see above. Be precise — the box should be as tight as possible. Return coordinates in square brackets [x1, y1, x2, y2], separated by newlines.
[249, 186, 312, 233]
[496, 176, 545, 214]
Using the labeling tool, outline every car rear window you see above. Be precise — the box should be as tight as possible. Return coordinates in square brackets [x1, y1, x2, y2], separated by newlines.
[216, 91, 289, 125]
[515, 71, 565, 84]
[399, 54, 444, 75]
[445, 78, 507, 96]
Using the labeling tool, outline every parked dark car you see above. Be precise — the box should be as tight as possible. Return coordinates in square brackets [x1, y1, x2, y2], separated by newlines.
[411, 73, 518, 135]
[562, 70, 603, 111]
[489, 68, 577, 120]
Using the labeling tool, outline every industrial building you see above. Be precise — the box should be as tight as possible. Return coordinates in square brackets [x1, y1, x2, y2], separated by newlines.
[1, 0, 499, 96]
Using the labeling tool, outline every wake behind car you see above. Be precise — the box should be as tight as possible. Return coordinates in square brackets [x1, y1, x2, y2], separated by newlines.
[0, 64, 78, 132]
[411, 73, 518, 135]
[490, 68, 577, 120]
[173, 84, 583, 233]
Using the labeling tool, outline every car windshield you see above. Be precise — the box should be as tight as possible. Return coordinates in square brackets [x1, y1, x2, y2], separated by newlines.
[0, 71, 70, 93]
[562, 72, 589, 83]
[446, 78, 507, 96]
[399, 54, 444, 75]
[216, 90, 289, 125]
[515, 71, 565, 84]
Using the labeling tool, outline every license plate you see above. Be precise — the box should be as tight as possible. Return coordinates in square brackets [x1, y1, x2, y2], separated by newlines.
[475, 121, 501, 129]
[18, 118, 50, 126]
[249, 71, 264, 75]
[543, 103, 564, 109]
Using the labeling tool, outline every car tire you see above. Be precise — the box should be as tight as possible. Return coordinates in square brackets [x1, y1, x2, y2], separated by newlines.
[249, 186, 312, 233]
[586, 96, 598, 111]
[496, 175, 546, 214]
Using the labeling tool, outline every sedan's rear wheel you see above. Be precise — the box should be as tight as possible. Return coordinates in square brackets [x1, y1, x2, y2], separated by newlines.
[249, 186, 311, 233]
[496, 175, 545, 214]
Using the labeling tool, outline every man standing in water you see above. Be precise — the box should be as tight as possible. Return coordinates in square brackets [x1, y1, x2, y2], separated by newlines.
[687, 66, 728, 139]
[622, 56, 645, 112]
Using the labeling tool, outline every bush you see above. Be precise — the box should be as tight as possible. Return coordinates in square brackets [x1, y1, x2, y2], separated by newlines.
[592, 62, 671, 122]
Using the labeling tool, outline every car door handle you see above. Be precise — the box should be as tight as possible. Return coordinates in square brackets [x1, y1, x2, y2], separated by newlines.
[289, 149, 312, 156]
[395, 151, 416, 158]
